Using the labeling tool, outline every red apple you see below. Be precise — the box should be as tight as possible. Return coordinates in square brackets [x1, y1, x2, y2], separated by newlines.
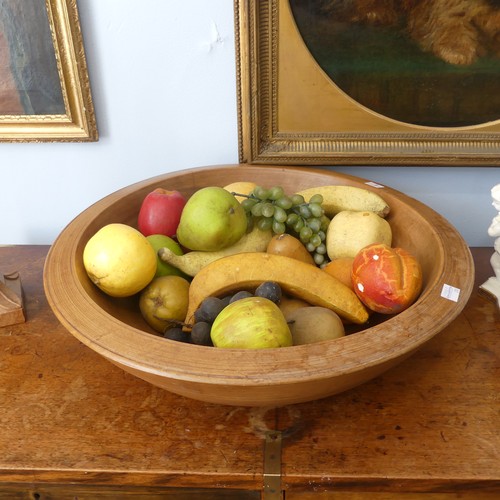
[351, 243, 422, 314]
[137, 188, 186, 238]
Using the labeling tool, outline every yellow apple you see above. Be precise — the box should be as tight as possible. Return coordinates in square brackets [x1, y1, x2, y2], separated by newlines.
[223, 181, 257, 203]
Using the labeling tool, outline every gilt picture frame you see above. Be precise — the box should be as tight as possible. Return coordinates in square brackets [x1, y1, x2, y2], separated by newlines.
[0, 0, 97, 142]
[234, 0, 500, 166]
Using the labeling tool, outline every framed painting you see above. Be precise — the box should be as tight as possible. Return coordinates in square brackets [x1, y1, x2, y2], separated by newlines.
[235, 0, 500, 166]
[0, 0, 97, 142]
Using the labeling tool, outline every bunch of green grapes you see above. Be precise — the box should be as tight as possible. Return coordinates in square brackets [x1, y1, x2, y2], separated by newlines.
[239, 185, 330, 266]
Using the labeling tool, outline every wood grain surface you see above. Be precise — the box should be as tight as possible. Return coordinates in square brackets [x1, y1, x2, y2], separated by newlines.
[0, 246, 498, 499]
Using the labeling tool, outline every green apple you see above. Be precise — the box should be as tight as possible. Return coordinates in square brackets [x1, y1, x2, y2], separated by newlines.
[176, 187, 248, 251]
[210, 297, 292, 349]
[146, 234, 188, 279]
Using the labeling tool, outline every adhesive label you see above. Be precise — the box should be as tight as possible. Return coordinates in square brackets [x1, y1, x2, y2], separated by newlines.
[441, 284, 460, 302]
[365, 181, 385, 189]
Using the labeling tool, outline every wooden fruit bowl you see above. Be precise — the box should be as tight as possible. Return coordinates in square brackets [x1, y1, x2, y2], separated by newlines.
[43, 165, 474, 406]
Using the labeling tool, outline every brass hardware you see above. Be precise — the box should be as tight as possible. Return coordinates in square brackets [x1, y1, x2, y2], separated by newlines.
[263, 430, 282, 499]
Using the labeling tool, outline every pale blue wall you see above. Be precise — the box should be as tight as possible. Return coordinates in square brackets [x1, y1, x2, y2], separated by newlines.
[0, 0, 498, 246]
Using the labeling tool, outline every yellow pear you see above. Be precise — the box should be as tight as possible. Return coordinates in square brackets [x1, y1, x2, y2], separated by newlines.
[139, 275, 190, 333]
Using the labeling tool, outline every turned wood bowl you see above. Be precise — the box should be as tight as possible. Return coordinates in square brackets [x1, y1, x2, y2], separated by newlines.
[43, 165, 474, 406]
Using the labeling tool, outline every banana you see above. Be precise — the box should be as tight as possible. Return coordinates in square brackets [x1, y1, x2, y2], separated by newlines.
[158, 226, 272, 276]
[297, 185, 390, 218]
[185, 252, 369, 325]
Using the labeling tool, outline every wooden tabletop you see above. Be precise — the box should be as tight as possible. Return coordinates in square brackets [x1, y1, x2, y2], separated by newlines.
[0, 246, 498, 499]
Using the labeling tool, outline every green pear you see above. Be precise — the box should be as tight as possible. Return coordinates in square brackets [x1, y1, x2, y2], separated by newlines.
[176, 187, 248, 251]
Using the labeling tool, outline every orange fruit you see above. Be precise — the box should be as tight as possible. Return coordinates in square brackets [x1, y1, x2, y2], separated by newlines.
[323, 257, 354, 290]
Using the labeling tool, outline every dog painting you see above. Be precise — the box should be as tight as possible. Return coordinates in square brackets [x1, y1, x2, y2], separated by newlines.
[289, 0, 500, 126]
[315, 0, 500, 66]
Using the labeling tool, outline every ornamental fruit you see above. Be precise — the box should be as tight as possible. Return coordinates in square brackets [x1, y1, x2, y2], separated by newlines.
[139, 275, 190, 334]
[322, 257, 355, 290]
[351, 243, 423, 314]
[146, 234, 187, 279]
[83, 223, 157, 297]
[326, 210, 392, 260]
[210, 296, 292, 349]
[176, 186, 248, 252]
[137, 188, 187, 237]
[223, 181, 257, 203]
[287, 306, 345, 345]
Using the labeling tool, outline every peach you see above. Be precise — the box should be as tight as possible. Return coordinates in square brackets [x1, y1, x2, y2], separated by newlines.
[351, 243, 423, 314]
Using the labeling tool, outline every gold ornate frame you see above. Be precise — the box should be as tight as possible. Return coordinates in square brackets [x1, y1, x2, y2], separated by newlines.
[235, 0, 500, 166]
[0, 0, 97, 142]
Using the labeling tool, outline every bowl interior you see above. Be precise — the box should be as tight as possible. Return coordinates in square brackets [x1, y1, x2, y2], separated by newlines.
[75, 166, 442, 334]
[44, 165, 474, 406]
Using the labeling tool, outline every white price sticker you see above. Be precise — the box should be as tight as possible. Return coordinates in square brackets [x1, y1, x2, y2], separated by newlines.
[441, 284, 461, 302]
[365, 181, 385, 189]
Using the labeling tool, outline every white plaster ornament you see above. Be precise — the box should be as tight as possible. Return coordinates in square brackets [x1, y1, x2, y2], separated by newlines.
[480, 184, 500, 309]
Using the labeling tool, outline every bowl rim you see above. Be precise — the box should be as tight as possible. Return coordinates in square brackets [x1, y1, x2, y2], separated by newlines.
[43, 164, 475, 388]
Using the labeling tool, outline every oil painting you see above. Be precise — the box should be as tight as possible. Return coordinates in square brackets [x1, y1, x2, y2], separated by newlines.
[0, 0, 65, 116]
[235, 0, 500, 165]
[289, 0, 500, 127]
[0, 0, 97, 141]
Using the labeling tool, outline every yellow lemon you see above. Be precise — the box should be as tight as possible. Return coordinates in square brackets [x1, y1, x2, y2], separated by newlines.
[223, 181, 257, 203]
[83, 223, 157, 297]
